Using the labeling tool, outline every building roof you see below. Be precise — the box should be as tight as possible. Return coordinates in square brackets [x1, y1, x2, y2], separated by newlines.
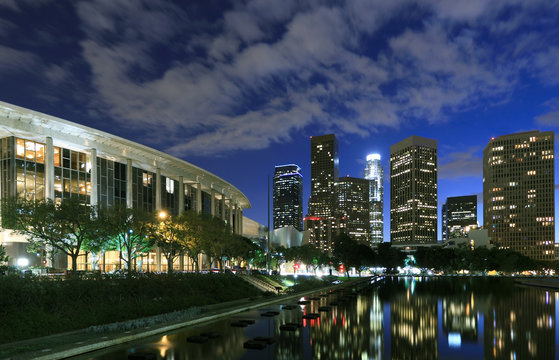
[0, 101, 250, 209]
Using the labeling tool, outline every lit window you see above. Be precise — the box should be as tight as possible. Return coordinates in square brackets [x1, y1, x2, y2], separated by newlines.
[166, 177, 174, 194]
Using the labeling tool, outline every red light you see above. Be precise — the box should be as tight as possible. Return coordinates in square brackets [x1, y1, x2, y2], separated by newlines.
[339, 264, 344, 273]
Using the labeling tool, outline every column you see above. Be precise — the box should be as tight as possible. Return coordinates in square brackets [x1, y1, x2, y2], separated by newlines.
[210, 189, 216, 217]
[89, 149, 97, 206]
[228, 199, 233, 228]
[196, 182, 202, 214]
[155, 168, 162, 272]
[155, 168, 161, 211]
[178, 176, 184, 215]
[221, 194, 226, 220]
[44, 137, 54, 200]
[126, 159, 133, 208]
[239, 209, 243, 236]
[234, 204, 239, 234]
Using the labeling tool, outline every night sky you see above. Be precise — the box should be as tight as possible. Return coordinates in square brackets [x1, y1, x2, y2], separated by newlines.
[1, 1, 559, 241]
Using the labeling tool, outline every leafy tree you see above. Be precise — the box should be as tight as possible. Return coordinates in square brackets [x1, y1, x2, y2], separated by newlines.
[147, 212, 186, 274]
[199, 214, 233, 271]
[231, 235, 259, 267]
[2, 196, 98, 273]
[332, 233, 361, 277]
[376, 242, 405, 273]
[0, 244, 8, 263]
[179, 211, 205, 272]
[98, 205, 154, 274]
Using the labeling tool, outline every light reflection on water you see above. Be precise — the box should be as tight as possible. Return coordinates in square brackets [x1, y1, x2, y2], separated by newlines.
[73, 277, 558, 360]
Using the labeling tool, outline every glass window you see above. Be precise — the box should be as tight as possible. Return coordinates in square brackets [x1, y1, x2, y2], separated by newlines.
[35, 143, 44, 164]
[143, 172, 152, 186]
[71, 152, 78, 170]
[16, 138, 25, 159]
[25, 140, 36, 161]
[54, 147, 61, 167]
[79, 153, 85, 170]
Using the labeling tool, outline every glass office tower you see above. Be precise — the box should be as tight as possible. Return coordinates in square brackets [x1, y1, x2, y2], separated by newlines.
[273, 164, 303, 231]
[364, 154, 383, 244]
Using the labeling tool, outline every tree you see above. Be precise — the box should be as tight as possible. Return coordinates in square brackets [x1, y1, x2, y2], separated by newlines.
[0, 243, 8, 268]
[3, 196, 98, 273]
[99, 205, 154, 274]
[199, 213, 232, 271]
[147, 212, 186, 274]
[180, 211, 205, 272]
[376, 242, 405, 273]
[332, 233, 360, 277]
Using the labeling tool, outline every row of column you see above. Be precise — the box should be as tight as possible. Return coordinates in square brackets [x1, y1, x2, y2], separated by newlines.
[41, 138, 243, 235]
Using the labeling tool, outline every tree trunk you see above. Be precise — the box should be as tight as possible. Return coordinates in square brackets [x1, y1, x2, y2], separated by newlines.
[70, 252, 79, 273]
[167, 254, 174, 274]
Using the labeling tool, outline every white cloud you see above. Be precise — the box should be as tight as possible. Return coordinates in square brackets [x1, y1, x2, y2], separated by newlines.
[439, 147, 483, 179]
[0, 45, 38, 73]
[535, 110, 559, 126]
[63, 0, 559, 156]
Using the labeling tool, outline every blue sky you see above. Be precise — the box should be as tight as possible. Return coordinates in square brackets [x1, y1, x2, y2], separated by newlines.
[1, 0, 559, 241]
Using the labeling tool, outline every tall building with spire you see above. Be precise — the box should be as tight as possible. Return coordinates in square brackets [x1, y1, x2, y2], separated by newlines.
[273, 164, 303, 231]
[390, 135, 438, 244]
[483, 131, 555, 261]
[364, 154, 384, 244]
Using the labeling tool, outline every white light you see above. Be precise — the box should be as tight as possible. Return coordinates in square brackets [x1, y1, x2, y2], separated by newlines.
[17, 257, 29, 267]
[448, 333, 461, 347]
[367, 154, 381, 161]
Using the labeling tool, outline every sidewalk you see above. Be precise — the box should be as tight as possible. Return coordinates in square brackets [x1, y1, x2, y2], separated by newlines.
[2, 278, 369, 360]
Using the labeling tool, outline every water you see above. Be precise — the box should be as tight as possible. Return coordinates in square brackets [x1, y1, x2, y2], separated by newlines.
[73, 276, 558, 359]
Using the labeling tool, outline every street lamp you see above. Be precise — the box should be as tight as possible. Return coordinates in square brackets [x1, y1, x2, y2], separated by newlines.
[159, 211, 167, 220]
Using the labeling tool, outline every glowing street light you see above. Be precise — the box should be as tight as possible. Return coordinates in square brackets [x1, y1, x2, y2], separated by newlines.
[159, 211, 167, 220]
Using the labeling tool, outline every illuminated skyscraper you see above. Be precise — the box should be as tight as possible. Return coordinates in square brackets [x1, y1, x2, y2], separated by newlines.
[442, 195, 477, 240]
[336, 176, 370, 244]
[307, 134, 340, 251]
[390, 135, 437, 244]
[483, 131, 555, 261]
[273, 164, 303, 231]
[309, 134, 339, 218]
[364, 154, 384, 244]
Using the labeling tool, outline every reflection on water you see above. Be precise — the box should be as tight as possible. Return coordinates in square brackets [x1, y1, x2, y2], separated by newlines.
[74, 277, 558, 360]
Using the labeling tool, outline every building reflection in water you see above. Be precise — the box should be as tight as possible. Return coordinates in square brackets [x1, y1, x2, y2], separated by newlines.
[390, 278, 438, 359]
[484, 287, 555, 360]
[77, 277, 559, 360]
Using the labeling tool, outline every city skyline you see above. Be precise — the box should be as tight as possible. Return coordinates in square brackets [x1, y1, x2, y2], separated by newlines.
[1, 1, 559, 242]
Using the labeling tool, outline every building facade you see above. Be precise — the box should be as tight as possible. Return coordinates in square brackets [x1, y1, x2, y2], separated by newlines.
[308, 134, 339, 218]
[442, 195, 477, 241]
[0, 101, 250, 270]
[273, 164, 303, 231]
[390, 135, 437, 244]
[364, 153, 384, 244]
[307, 134, 340, 251]
[335, 176, 370, 245]
[483, 131, 555, 261]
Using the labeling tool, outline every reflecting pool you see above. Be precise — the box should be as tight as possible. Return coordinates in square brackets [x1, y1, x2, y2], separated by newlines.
[73, 276, 559, 359]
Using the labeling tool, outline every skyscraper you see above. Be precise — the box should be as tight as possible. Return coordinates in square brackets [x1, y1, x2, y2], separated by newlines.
[364, 154, 384, 244]
[307, 134, 340, 251]
[390, 135, 437, 244]
[308, 134, 339, 218]
[336, 176, 370, 244]
[273, 164, 303, 231]
[483, 131, 555, 261]
[442, 195, 477, 241]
